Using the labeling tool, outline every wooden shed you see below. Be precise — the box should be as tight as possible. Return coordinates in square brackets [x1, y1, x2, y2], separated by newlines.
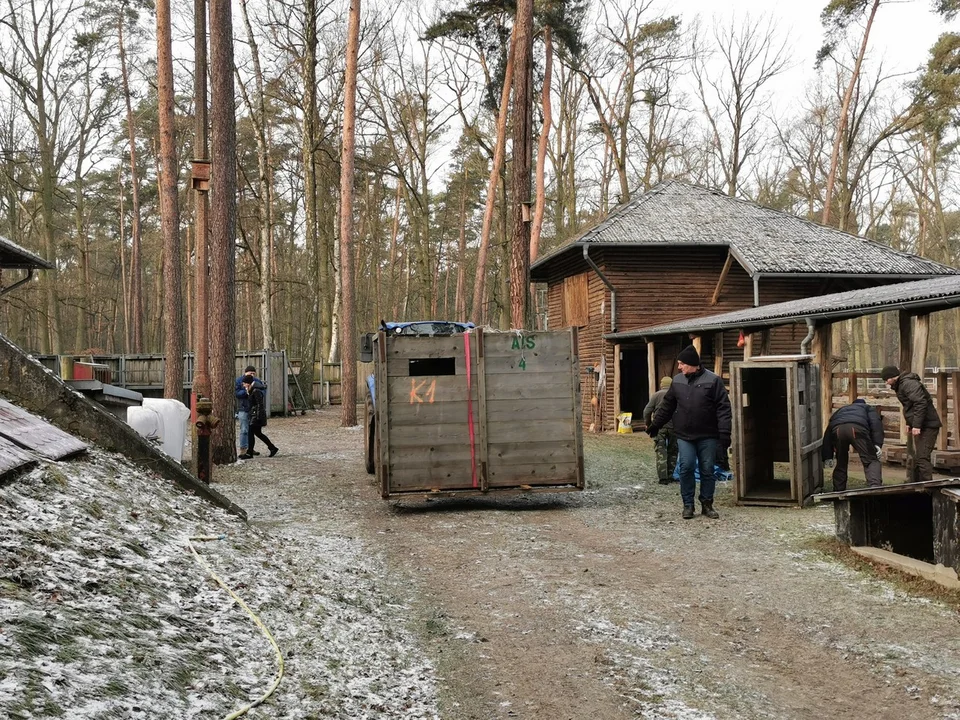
[530, 181, 957, 432]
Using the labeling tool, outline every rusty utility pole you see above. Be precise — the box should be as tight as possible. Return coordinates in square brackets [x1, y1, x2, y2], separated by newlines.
[191, 0, 212, 481]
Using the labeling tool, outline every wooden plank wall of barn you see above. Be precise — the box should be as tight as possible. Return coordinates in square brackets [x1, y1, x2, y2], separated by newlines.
[543, 246, 883, 432]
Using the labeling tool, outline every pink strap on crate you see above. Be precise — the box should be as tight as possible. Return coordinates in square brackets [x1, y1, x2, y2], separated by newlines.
[463, 330, 478, 488]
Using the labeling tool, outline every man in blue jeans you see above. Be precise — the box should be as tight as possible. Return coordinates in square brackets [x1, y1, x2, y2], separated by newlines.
[235, 365, 264, 458]
[646, 345, 732, 519]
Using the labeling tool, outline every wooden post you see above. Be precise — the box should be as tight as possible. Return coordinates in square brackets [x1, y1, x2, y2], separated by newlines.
[898, 310, 913, 372]
[848, 372, 858, 404]
[759, 329, 771, 356]
[898, 311, 913, 445]
[692, 335, 702, 354]
[953, 371, 960, 450]
[713, 332, 724, 377]
[812, 323, 833, 432]
[647, 341, 657, 398]
[742, 332, 754, 360]
[937, 371, 948, 451]
[911, 314, 930, 379]
[612, 343, 621, 421]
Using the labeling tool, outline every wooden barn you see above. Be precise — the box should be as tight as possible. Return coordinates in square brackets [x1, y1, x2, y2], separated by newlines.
[530, 181, 958, 431]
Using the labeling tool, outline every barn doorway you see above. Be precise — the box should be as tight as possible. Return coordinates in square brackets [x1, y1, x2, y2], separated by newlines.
[619, 346, 649, 424]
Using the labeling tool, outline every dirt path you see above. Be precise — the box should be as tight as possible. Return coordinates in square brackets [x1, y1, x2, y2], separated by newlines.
[217, 409, 960, 720]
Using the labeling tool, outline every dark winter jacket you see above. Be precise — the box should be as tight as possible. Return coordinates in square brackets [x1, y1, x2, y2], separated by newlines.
[248, 386, 268, 428]
[650, 367, 731, 443]
[892, 372, 942, 430]
[821, 399, 884, 462]
[235, 375, 264, 413]
[642, 388, 673, 429]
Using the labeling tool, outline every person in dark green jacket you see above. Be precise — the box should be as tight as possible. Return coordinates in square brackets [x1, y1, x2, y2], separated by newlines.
[643, 376, 677, 484]
[880, 365, 941, 483]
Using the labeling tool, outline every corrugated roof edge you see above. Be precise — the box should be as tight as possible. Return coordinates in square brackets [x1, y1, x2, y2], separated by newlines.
[0, 234, 53, 269]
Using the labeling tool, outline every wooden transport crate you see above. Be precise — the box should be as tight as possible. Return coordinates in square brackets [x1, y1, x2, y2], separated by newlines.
[373, 327, 584, 499]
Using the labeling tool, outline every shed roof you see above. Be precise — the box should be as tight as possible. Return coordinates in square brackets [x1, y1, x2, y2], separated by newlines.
[531, 181, 958, 280]
[0, 236, 52, 270]
[606, 275, 960, 341]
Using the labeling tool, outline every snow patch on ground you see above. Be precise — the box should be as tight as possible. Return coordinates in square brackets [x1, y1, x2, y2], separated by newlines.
[0, 450, 439, 718]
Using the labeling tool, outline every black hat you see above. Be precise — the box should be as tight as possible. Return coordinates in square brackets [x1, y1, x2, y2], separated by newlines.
[880, 365, 900, 381]
[677, 345, 700, 366]
[244, 365, 257, 374]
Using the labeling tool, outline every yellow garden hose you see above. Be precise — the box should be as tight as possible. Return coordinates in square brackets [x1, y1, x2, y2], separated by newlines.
[188, 535, 285, 719]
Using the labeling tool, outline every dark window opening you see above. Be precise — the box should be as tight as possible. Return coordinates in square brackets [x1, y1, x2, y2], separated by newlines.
[409, 357, 456, 376]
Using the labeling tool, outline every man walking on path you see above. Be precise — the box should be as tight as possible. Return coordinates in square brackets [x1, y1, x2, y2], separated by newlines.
[647, 345, 732, 520]
[235, 365, 265, 458]
[881, 365, 941, 483]
[643, 376, 678, 484]
[821, 398, 884, 491]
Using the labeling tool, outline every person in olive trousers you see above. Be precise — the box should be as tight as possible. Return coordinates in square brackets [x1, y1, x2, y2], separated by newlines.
[880, 365, 941, 483]
[647, 346, 731, 520]
[240, 379, 278, 460]
[643, 376, 678, 484]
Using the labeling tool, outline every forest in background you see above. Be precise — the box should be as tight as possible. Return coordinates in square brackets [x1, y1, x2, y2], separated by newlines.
[1, 0, 960, 371]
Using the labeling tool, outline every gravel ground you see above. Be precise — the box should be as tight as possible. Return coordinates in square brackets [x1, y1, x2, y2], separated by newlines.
[215, 407, 960, 720]
[3, 405, 958, 719]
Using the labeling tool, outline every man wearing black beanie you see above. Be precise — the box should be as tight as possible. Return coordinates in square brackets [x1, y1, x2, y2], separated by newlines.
[881, 364, 941, 482]
[647, 344, 731, 519]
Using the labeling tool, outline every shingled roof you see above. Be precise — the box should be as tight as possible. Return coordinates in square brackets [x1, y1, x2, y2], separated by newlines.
[531, 181, 957, 279]
[0, 235, 52, 270]
[606, 275, 960, 341]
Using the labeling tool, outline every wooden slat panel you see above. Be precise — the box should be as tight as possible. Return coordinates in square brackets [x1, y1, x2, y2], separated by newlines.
[481, 332, 575, 357]
[0, 435, 37, 476]
[488, 439, 578, 464]
[487, 418, 575, 444]
[384, 336, 466, 359]
[487, 461, 581, 487]
[484, 396, 578, 422]
[389, 446, 474, 470]
[385, 375, 474, 404]
[482, 371, 579, 397]
[387, 422, 474, 447]
[0, 398, 87, 460]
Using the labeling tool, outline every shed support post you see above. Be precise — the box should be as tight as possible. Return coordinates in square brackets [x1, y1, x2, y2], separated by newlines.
[937, 371, 948, 451]
[953, 371, 960, 450]
[760, 329, 771, 356]
[613, 343, 621, 422]
[898, 310, 913, 372]
[812, 322, 833, 432]
[713, 333, 724, 377]
[742, 332, 754, 360]
[912, 313, 930, 379]
[692, 335, 702, 354]
[898, 311, 913, 445]
[647, 342, 657, 398]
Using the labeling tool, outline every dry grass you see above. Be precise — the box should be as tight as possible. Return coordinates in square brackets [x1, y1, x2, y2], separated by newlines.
[807, 535, 960, 612]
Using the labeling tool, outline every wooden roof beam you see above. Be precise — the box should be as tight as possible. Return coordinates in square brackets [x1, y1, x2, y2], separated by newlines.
[710, 251, 734, 306]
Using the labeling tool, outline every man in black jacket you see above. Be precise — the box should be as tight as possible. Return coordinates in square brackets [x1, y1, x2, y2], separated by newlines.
[881, 365, 942, 483]
[647, 345, 732, 520]
[821, 398, 884, 491]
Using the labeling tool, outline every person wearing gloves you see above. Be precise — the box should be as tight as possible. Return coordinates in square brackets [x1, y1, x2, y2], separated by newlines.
[881, 365, 942, 483]
[647, 345, 732, 520]
[821, 398, 884, 491]
[643, 376, 678, 484]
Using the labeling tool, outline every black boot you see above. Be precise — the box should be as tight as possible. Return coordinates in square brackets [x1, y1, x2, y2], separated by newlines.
[701, 501, 719, 519]
[682, 505, 695, 520]
[268, 445, 279, 457]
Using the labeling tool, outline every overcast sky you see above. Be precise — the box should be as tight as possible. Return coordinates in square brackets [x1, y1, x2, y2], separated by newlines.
[676, 0, 958, 107]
